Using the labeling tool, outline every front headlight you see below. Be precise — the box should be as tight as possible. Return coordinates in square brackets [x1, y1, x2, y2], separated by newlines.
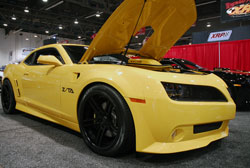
[161, 82, 227, 102]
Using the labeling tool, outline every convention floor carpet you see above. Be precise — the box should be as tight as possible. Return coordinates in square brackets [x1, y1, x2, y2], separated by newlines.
[0, 98, 249, 168]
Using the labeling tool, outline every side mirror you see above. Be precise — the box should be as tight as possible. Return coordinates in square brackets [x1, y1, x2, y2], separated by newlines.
[37, 55, 63, 66]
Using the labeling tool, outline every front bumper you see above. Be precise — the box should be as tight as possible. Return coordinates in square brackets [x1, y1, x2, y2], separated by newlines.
[126, 93, 235, 154]
[139, 121, 229, 154]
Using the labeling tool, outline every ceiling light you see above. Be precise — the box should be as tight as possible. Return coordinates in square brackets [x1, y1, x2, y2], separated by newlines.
[206, 22, 211, 27]
[85, 11, 103, 19]
[26, 38, 29, 41]
[58, 25, 63, 30]
[78, 35, 81, 39]
[138, 43, 142, 45]
[45, 30, 49, 34]
[3, 23, 8, 27]
[24, 7, 29, 13]
[43, 0, 48, 2]
[95, 11, 102, 17]
[74, 19, 79, 24]
[52, 36, 56, 39]
[34, 35, 38, 38]
[11, 15, 17, 20]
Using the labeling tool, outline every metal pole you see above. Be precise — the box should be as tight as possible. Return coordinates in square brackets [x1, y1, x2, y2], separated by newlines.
[218, 42, 221, 67]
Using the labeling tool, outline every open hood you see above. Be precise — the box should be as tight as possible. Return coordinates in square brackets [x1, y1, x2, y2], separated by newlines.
[80, 0, 197, 62]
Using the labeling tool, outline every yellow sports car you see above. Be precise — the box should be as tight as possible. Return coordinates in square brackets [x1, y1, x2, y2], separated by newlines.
[1, 0, 235, 156]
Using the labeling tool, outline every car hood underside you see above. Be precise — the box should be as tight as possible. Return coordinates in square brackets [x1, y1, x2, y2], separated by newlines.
[80, 0, 197, 63]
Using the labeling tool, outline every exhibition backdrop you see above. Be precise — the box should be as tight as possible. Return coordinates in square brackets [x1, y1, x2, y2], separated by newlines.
[164, 39, 250, 71]
[221, 0, 250, 22]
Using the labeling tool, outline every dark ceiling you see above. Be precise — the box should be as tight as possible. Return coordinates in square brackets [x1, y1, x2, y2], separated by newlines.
[0, 0, 250, 45]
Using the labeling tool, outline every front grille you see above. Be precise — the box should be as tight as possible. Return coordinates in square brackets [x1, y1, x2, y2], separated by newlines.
[194, 122, 222, 134]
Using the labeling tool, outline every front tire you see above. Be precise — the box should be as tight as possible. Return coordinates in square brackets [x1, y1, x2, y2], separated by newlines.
[1, 79, 16, 114]
[78, 84, 135, 156]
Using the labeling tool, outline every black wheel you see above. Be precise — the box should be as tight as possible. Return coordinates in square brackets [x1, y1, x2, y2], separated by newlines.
[78, 84, 135, 156]
[1, 79, 16, 114]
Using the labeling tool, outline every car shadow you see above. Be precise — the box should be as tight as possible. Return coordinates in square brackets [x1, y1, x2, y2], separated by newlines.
[134, 140, 222, 163]
[0, 110, 223, 165]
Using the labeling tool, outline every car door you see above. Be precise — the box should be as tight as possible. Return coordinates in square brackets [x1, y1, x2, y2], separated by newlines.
[21, 47, 65, 116]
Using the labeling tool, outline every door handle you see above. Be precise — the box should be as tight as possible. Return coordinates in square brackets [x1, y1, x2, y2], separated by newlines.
[24, 72, 29, 76]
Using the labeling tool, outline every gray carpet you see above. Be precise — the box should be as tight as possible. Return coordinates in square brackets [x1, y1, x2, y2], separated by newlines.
[0, 98, 249, 168]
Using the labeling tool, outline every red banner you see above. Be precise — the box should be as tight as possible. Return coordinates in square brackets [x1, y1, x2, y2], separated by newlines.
[165, 39, 250, 71]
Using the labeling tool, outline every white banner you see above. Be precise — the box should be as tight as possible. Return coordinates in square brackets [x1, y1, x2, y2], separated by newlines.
[208, 30, 232, 42]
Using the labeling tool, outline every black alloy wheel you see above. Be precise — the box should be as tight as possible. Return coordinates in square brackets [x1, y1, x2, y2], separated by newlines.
[1, 79, 16, 114]
[78, 84, 135, 156]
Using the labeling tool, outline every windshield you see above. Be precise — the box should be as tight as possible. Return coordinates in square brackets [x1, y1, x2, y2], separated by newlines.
[89, 54, 129, 65]
[63, 45, 88, 63]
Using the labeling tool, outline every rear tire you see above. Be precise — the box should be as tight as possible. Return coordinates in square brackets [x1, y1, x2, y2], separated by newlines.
[1, 79, 16, 114]
[78, 84, 135, 156]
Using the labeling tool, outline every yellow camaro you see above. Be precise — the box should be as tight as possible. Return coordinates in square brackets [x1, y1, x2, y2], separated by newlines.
[1, 0, 235, 156]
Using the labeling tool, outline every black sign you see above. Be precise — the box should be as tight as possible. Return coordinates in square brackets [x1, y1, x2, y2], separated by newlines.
[221, 0, 250, 22]
[192, 25, 250, 44]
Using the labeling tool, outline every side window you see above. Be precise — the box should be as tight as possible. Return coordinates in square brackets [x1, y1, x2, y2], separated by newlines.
[24, 48, 65, 66]
[24, 52, 36, 65]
